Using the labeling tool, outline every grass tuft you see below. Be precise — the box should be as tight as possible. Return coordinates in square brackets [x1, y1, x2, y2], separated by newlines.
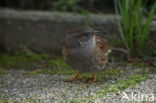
[50, 58, 76, 75]
[114, 0, 156, 58]
[0, 52, 49, 66]
[30, 58, 76, 75]
[0, 68, 8, 75]
[78, 68, 124, 82]
[97, 74, 149, 96]
[71, 74, 149, 102]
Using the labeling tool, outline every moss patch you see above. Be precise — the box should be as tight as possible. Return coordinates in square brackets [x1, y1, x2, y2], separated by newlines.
[153, 67, 156, 73]
[75, 68, 124, 82]
[28, 57, 151, 83]
[72, 74, 149, 102]
[29, 58, 76, 75]
[29, 58, 124, 82]
[132, 62, 149, 68]
[50, 58, 76, 75]
[149, 67, 156, 73]
[0, 52, 152, 82]
[0, 52, 50, 70]
[0, 52, 49, 65]
[97, 74, 149, 96]
[0, 68, 8, 75]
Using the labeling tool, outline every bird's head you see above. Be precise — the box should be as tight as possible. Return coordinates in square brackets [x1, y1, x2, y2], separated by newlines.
[65, 27, 97, 48]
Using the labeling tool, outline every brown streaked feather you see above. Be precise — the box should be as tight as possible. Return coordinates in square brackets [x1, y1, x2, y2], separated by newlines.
[63, 27, 111, 72]
[62, 37, 71, 57]
[69, 28, 80, 35]
[95, 35, 110, 52]
[69, 26, 93, 35]
[93, 35, 111, 69]
[63, 43, 69, 57]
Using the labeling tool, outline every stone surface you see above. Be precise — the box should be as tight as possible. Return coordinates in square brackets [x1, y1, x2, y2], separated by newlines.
[0, 68, 155, 103]
[0, 8, 155, 55]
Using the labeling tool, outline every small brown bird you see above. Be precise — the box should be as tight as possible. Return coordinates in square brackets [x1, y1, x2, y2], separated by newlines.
[62, 27, 111, 82]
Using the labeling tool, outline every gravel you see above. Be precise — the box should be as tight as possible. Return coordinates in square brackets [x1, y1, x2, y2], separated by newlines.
[99, 74, 156, 103]
[0, 68, 156, 103]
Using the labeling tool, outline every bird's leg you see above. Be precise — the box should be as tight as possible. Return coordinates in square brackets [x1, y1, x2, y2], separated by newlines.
[66, 71, 80, 82]
[92, 72, 96, 83]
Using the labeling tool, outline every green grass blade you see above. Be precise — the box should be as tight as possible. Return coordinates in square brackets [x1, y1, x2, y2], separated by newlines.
[114, 0, 125, 41]
[142, 2, 156, 42]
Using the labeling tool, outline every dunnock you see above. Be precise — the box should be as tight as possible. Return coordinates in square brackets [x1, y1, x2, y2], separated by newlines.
[63, 27, 111, 82]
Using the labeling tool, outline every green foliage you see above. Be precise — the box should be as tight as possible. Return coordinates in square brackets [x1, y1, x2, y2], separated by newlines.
[52, 0, 83, 12]
[78, 68, 124, 81]
[114, 0, 156, 58]
[154, 68, 156, 73]
[0, 68, 8, 75]
[72, 74, 149, 102]
[29, 69, 55, 75]
[30, 58, 75, 75]
[150, 67, 156, 73]
[132, 62, 149, 67]
[30, 61, 124, 81]
[50, 58, 76, 75]
[97, 74, 149, 96]
[82, 10, 91, 26]
[0, 52, 49, 66]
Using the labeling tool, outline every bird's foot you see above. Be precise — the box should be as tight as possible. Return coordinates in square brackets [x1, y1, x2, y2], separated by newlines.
[91, 72, 96, 83]
[66, 71, 79, 82]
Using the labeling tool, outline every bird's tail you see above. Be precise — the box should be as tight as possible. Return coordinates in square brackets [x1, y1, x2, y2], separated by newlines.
[110, 47, 128, 54]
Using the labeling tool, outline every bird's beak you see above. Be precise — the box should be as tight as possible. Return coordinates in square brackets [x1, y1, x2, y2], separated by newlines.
[94, 30, 99, 33]
[78, 41, 83, 47]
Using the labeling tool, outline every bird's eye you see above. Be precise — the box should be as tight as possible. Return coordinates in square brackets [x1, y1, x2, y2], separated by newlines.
[84, 33, 90, 37]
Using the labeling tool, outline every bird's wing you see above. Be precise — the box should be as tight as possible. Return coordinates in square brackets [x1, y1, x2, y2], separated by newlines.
[93, 35, 111, 69]
[95, 35, 110, 53]
[62, 36, 72, 58]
